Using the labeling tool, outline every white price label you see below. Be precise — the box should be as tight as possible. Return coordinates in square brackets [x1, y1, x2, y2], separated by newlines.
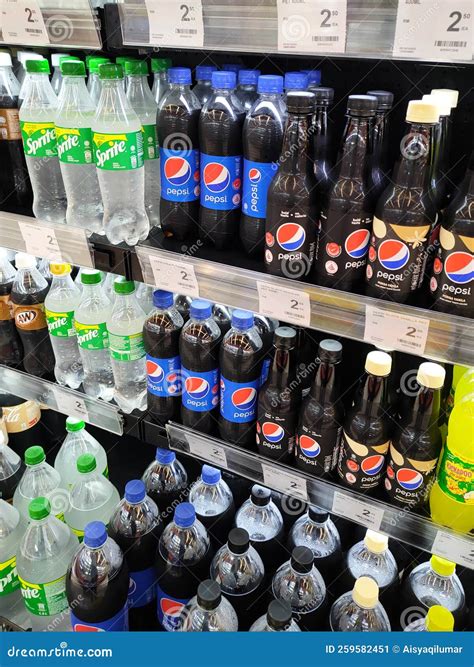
[257, 281, 311, 327]
[144, 0, 204, 48]
[364, 304, 430, 356]
[277, 0, 347, 53]
[51, 387, 89, 421]
[262, 464, 308, 500]
[19, 222, 61, 260]
[332, 490, 384, 530]
[1, 0, 49, 44]
[393, 0, 472, 61]
[432, 531, 474, 570]
[188, 439, 227, 468]
[148, 254, 200, 298]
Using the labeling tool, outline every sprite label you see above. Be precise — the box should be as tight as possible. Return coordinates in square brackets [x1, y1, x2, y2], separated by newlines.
[56, 126, 94, 165]
[109, 332, 145, 362]
[437, 447, 474, 504]
[0, 557, 19, 597]
[92, 131, 144, 171]
[142, 124, 159, 161]
[20, 121, 57, 158]
[75, 321, 109, 350]
[45, 309, 75, 338]
[19, 575, 68, 616]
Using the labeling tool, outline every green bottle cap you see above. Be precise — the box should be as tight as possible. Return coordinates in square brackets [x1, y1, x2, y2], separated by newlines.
[77, 453, 97, 473]
[98, 63, 123, 80]
[66, 417, 85, 432]
[114, 277, 135, 295]
[61, 61, 86, 76]
[29, 497, 51, 520]
[25, 60, 50, 74]
[25, 446, 46, 466]
[89, 57, 110, 74]
[81, 270, 102, 285]
[59, 55, 80, 65]
[151, 58, 170, 73]
[125, 60, 148, 77]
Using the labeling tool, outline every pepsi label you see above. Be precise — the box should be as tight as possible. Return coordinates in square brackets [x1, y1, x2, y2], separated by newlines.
[160, 148, 200, 203]
[220, 376, 259, 423]
[384, 444, 437, 508]
[296, 424, 342, 477]
[265, 206, 316, 279]
[337, 432, 389, 490]
[256, 411, 297, 460]
[200, 153, 242, 210]
[156, 585, 188, 631]
[242, 159, 277, 219]
[71, 604, 129, 632]
[128, 567, 156, 609]
[260, 358, 271, 387]
[181, 366, 219, 412]
[429, 225, 473, 317]
[146, 354, 182, 397]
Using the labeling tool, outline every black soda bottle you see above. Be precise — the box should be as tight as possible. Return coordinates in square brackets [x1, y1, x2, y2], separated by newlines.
[253, 314, 278, 387]
[366, 90, 393, 202]
[157, 67, 201, 240]
[0, 249, 22, 367]
[143, 289, 184, 425]
[311, 87, 335, 200]
[256, 327, 300, 463]
[265, 91, 317, 280]
[296, 339, 344, 477]
[240, 75, 286, 257]
[423, 93, 452, 210]
[142, 448, 188, 525]
[218, 309, 263, 446]
[337, 351, 392, 493]
[179, 299, 221, 434]
[366, 100, 439, 303]
[199, 71, 245, 249]
[192, 65, 217, 106]
[212, 303, 231, 338]
[314, 95, 377, 291]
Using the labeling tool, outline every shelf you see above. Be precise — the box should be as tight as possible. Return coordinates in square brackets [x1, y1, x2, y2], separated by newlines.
[166, 421, 474, 570]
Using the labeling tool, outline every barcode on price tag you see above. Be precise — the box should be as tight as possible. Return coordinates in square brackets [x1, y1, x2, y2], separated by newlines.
[432, 530, 474, 570]
[148, 254, 200, 298]
[1, 0, 49, 45]
[257, 281, 311, 327]
[51, 387, 89, 421]
[262, 464, 308, 500]
[19, 222, 61, 260]
[144, 0, 204, 47]
[332, 490, 384, 530]
[277, 0, 347, 53]
[188, 439, 227, 468]
[364, 305, 430, 356]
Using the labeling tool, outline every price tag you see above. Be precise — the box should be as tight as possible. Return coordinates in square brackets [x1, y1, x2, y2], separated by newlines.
[1, 0, 49, 45]
[19, 222, 61, 260]
[51, 387, 89, 421]
[148, 254, 200, 298]
[332, 490, 384, 530]
[393, 0, 472, 61]
[432, 530, 474, 570]
[364, 305, 430, 356]
[262, 464, 308, 500]
[257, 281, 311, 327]
[188, 439, 227, 468]
[277, 0, 347, 53]
[144, 0, 204, 48]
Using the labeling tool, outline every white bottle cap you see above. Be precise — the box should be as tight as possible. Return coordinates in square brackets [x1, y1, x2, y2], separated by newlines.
[51, 53, 70, 67]
[0, 52, 12, 67]
[365, 351, 392, 377]
[406, 100, 440, 124]
[422, 94, 451, 118]
[364, 529, 389, 554]
[352, 576, 379, 609]
[0, 247, 10, 261]
[417, 362, 446, 390]
[431, 88, 459, 109]
[15, 252, 36, 269]
[18, 52, 44, 66]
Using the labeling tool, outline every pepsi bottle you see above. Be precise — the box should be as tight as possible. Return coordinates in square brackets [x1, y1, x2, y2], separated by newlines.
[235, 69, 260, 111]
[284, 72, 308, 95]
[312, 87, 334, 200]
[240, 75, 286, 257]
[180, 299, 221, 434]
[218, 309, 263, 446]
[199, 71, 245, 249]
[253, 313, 278, 387]
[265, 92, 317, 280]
[366, 90, 393, 202]
[189, 465, 234, 549]
[143, 290, 184, 425]
[256, 327, 300, 463]
[174, 294, 192, 323]
[158, 67, 201, 240]
[296, 339, 344, 477]
[314, 95, 377, 292]
[192, 65, 217, 106]
[302, 69, 321, 90]
[142, 448, 188, 524]
[212, 302, 231, 337]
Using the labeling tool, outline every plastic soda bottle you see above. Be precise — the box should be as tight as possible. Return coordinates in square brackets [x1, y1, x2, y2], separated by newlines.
[0, 500, 28, 627]
[54, 417, 108, 488]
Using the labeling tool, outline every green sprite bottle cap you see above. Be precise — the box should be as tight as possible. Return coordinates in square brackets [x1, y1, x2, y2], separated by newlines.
[151, 58, 169, 73]
[25, 445, 46, 466]
[26, 59, 50, 74]
[89, 57, 110, 74]
[59, 55, 80, 66]
[114, 277, 135, 295]
[125, 60, 148, 77]
[99, 63, 123, 80]
[81, 270, 102, 285]
[61, 61, 86, 77]
[66, 417, 85, 432]
[77, 453, 97, 473]
[29, 497, 51, 520]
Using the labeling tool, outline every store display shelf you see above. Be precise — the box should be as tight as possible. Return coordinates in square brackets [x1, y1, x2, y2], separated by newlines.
[166, 421, 474, 570]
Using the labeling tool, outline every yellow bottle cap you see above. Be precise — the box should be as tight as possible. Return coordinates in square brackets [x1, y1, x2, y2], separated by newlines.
[431, 88, 459, 109]
[50, 262, 71, 276]
[426, 605, 454, 632]
[365, 351, 392, 377]
[417, 362, 446, 390]
[406, 100, 440, 124]
[352, 576, 379, 608]
[364, 529, 389, 554]
[422, 94, 451, 118]
[430, 555, 456, 577]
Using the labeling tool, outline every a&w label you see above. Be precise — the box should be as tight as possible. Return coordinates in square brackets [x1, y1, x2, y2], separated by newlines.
[56, 127, 94, 165]
[92, 131, 144, 171]
[20, 121, 57, 158]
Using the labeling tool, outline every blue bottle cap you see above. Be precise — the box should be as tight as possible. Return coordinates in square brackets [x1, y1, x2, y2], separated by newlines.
[257, 75, 284, 95]
[222, 64, 243, 74]
[301, 69, 321, 86]
[201, 465, 221, 485]
[196, 65, 217, 80]
[212, 70, 236, 90]
[169, 67, 192, 85]
[231, 309, 254, 330]
[125, 479, 146, 504]
[238, 69, 260, 85]
[153, 289, 174, 309]
[84, 521, 107, 548]
[174, 502, 196, 528]
[155, 448, 176, 464]
[284, 72, 308, 91]
[190, 299, 212, 320]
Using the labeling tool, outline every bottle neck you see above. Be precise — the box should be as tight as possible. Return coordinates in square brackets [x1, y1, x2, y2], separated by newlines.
[279, 111, 312, 175]
[355, 373, 388, 417]
[309, 360, 340, 404]
[404, 386, 441, 431]
[312, 104, 330, 161]
[267, 346, 297, 388]
[336, 113, 373, 179]
[392, 121, 437, 190]
[372, 109, 390, 169]
[169, 82, 190, 93]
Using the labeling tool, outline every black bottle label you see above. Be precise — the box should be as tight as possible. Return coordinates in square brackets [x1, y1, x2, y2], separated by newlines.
[296, 423, 342, 475]
[384, 443, 438, 508]
[429, 225, 474, 315]
[265, 205, 315, 279]
[337, 431, 389, 490]
[256, 409, 297, 459]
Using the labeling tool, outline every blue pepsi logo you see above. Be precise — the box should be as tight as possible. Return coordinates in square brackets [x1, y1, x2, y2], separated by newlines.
[185, 377, 209, 399]
[396, 468, 423, 490]
[203, 162, 231, 193]
[345, 229, 370, 259]
[232, 387, 257, 411]
[361, 454, 385, 476]
[249, 167, 261, 183]
[276, 223, 306, 252]
[444, 251, 473, 284]
[378, 239, 410, 271]
[299, 435, 320, 458]
[164, 157, 191, 186]
[146, 360, 164, 382]
[262, 422, 284, 443]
